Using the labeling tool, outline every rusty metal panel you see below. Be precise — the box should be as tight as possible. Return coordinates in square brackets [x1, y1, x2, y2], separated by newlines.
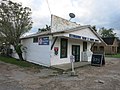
[51, 15, 80, 33]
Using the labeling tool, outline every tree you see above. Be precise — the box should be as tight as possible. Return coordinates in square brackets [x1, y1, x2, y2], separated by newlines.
[92, 25, 97, 32]
[99, 27, 116, 38]
[0, 0, 32, 60]
[38, 25, 51, 32]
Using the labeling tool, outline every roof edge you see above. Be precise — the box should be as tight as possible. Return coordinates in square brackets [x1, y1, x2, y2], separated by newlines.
[89, 26, 107, 45]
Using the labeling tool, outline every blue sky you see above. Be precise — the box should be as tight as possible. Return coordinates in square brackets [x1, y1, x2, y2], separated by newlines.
[12, 0, 120, 37]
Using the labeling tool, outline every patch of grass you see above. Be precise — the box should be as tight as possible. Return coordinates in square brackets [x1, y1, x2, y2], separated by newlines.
[112, 54, 120, 58]
[0, 56, 40, 68]
[106, 54, 120, 58]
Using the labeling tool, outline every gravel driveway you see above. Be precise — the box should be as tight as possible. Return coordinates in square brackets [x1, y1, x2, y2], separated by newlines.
[0, 57, 120, 90]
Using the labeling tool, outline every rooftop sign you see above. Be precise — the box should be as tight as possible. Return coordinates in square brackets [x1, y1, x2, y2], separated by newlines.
[51, 15, 80, 33]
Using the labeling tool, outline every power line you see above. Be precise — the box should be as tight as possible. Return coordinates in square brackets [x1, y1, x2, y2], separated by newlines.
[46, 0, 51, 15]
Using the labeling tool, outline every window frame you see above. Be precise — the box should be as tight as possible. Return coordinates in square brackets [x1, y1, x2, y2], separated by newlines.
[60, 38, 68, 58]
[83, 41, 87, 51]
[33, 37, 38, 43]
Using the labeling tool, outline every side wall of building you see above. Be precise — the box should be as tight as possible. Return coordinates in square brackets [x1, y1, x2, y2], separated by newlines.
[11, 36, 51, 67]
[21, 37, 51, 67]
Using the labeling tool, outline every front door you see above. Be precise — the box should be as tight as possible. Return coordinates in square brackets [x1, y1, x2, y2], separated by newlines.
[72, 45, 80, 62]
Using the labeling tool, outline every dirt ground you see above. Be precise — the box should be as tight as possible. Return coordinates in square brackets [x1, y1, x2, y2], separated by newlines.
[0, 57, 120, 90]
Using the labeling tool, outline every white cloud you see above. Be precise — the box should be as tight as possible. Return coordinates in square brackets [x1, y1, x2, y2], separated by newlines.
[12, 0, 51, 29]
[11, 0, 120, 37]
[12, 0, 33, 7]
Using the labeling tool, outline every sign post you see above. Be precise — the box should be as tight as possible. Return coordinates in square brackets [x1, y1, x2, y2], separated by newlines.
[70, 55, 75, 75]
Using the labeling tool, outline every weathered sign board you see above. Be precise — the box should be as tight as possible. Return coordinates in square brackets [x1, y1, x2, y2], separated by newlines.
[38, 37, 49, 45]
[91, 54, 105, 66]
[51, 15, 80, 33]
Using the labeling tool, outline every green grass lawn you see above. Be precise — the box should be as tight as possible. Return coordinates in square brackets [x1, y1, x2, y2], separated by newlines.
[106, 54, 120, 58]
[0, 56, 40, 68]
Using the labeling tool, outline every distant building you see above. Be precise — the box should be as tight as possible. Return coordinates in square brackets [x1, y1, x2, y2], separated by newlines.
[117, 39, 120, 53]
[92, 37, 119, 54]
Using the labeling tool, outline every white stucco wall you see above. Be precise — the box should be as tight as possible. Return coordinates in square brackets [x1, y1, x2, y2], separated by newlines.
[21, 37, 51, 67]
[50, 37, 70, 65]
[69, 28, 99, 40]
[50, 37, 92, 65]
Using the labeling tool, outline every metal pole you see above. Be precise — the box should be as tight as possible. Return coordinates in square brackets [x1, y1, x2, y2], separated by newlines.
[71, 62, 75, 75]
[70, 55, 75, 75]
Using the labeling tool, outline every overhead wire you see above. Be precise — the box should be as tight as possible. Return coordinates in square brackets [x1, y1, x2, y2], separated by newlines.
[46, 0, 52, 15]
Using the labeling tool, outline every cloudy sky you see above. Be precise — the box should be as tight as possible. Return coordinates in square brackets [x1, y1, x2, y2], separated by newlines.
[12, 0, 120, 37]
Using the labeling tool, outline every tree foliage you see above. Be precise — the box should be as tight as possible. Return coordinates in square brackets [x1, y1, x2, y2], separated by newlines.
[99, 27, 116, 38]
[92, 25, 97, 32]
[0, 0, 32, 46]
[38, 25, 51, 32]
[0, 0, 32, 60]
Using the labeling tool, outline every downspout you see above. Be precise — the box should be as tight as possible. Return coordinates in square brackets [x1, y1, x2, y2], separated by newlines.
[90, 43, 95, 52]
[51, 36, 58, 50]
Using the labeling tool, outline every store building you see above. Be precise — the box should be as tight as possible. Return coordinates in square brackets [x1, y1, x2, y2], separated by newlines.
[12, 15, 103, 67]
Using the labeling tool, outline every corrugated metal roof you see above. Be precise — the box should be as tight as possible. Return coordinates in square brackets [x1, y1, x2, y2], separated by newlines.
[21, 25, 90, 39]
[21, 31, 51, 39]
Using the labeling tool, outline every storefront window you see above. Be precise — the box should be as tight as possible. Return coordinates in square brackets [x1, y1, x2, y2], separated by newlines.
[112, 46, 115, 52]
[99, 46, 104, 51]
[93, 46, 97, 51]
[83, 42, 87, 51]
[60, 38, 68, 58]
[33, 37, 38, 43]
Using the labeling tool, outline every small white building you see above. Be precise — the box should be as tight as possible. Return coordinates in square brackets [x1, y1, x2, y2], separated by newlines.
[12, 15, 103, 67]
